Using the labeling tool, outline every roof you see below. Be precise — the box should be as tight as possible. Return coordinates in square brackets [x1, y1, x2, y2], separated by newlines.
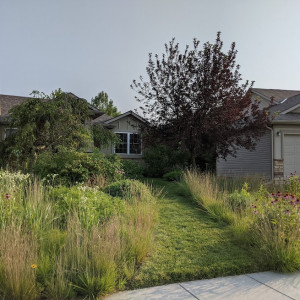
[269, 94, 300, 114]
[0, 94, 31, 117]
[91, 113, 112, 124]
[252, 88, 300, 103]
[91, 111, 146, 129]
[267, 93, 300, 123]
[0, 93, 103, 119]
[104, 110, 146, 124]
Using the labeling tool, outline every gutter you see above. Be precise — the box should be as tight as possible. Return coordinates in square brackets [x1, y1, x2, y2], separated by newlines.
[267, 126, 274, 180]
[272, 120, 300, 124]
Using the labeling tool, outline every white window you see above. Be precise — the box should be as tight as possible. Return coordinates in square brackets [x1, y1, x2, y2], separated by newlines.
[115, 132, 142, 155]
[4, 128, 18, 139]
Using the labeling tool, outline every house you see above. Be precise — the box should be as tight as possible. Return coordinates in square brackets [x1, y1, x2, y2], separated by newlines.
[217, 88, 300, 181]
[0, 94, 145, 160]
[92, 110, 145, 162]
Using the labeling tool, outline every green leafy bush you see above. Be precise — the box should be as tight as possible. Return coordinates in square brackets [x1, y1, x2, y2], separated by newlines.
[163, 170, 183, 181]
[104, 179, 154, 202]
[143, 145, 189, 177]
[228, 183, 252, 211]
[121, 160, 144, 179]
[34, 150, 123, 185]
[50, 185, 125, 228]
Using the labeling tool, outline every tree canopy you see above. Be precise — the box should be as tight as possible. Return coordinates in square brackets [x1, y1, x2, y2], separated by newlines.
[91, 91, 120, 117]
[131, 32, 270, 166]
[0, 89, 92, 167]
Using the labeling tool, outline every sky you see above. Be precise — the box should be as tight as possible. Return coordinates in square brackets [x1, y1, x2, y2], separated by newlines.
[1, 0, 300, 113]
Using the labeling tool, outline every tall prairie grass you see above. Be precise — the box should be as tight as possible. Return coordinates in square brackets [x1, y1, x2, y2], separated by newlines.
[0, 170, 157, 299]
[182, 170, 300, 272]
[181, 170, 235, 224]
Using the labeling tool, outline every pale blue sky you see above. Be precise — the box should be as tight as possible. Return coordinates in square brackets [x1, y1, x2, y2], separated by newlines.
[1, 0, 300, 112]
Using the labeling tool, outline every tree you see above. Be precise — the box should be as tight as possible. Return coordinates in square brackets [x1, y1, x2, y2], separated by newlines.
[131, 32, 270, 167]
[0, 89, 92, 168]
[91, 91, 121, 117]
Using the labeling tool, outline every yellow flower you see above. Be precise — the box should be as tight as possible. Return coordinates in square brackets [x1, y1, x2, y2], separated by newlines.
[31, 264, 37, 269]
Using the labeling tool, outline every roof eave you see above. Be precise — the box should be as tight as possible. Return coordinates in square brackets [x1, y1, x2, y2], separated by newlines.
[272, 120, 300, 124]
[104, 110, 146, 124]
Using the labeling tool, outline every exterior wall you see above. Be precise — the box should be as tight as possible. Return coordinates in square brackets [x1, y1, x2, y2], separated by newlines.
[100, 115, 144, 160]
[272, 124, 300, 180]
[272, 124, 300, 159]
[216, 130, 272, 178]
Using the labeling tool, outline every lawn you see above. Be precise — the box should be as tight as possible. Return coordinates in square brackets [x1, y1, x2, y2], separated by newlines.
[131, 178, 265, 288]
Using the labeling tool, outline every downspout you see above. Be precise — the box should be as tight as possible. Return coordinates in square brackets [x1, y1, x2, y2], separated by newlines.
[267, 126, 273, 180]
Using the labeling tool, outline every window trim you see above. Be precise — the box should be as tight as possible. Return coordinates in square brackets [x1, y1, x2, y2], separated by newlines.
[4, 128, 18, 139]
[114, 132, 142, 155]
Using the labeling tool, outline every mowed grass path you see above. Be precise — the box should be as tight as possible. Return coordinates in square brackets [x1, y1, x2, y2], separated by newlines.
[131, 179, 265, 288]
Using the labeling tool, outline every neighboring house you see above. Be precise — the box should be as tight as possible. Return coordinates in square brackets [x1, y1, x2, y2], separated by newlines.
[92, 110, 145, 162]
[217, 88, 300, 181]
[0, 94, 145, 160]
[0, 94, 30, 140]
[0, 93, 103, 139]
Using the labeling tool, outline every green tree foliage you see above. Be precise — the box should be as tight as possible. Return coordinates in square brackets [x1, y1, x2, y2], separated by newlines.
[0, 89, 92, 168]
[91, 91, 121, 117]
[91, 123, 120, 149]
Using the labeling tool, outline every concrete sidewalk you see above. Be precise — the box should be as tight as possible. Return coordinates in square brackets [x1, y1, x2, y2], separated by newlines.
[105, 271, 300, 300]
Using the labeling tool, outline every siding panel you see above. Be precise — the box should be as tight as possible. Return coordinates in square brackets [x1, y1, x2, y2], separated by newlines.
[216, 131, 272, 178]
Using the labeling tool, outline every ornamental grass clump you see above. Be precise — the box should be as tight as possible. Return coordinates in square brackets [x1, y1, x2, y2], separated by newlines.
[182, 170, 235, 224]
[248, 187, 300, 272]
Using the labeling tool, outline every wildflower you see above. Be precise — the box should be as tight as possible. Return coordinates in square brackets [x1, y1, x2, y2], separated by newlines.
[271, 201, 274, 204]
[5, 193, 10, 199]
[285, 210, 290, 214]
[31, 264, 37, 269]
[251, 204, 257, 208]
[253, 210, 258, 214]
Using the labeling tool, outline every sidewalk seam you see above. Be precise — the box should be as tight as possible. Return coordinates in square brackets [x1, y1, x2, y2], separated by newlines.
[178, 283, 200, 300]
[246, 274, 295, 300]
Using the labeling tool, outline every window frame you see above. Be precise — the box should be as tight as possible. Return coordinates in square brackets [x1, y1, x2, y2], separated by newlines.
[114, 132, 142, 155]
[4, 128, 18, 139]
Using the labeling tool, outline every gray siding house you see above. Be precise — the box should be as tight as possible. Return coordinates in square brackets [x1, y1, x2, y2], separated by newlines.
[217, 88, 300, 181]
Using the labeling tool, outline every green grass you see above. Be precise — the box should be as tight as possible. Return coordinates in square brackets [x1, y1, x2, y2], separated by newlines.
[131, 179, 265, 288]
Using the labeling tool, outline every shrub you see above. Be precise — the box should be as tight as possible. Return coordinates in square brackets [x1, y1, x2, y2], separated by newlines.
[104, 179, 154, 202]
[143, 145, 189, 177]
[34, 150, 123, 186]
[163, 170, 183, 182]
[228, 183, 253, 211]
[121, 160, 144, 179]
[50, 185, 125, 228]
